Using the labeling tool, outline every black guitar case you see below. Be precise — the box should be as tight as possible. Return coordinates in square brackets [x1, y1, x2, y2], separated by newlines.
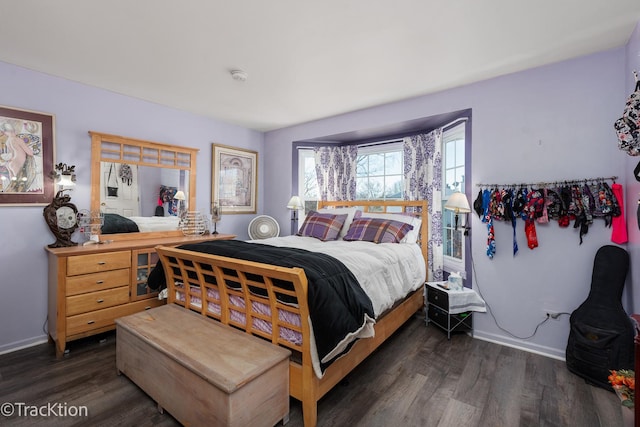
[566, 245, 634, 390]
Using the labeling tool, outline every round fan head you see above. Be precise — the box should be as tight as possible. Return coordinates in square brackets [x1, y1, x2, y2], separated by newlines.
[248, 215, 280, 239]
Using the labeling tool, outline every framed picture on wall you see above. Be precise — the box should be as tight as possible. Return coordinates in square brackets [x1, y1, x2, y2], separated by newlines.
[212, 143, 257, 214]
[0, 105, 55, 206]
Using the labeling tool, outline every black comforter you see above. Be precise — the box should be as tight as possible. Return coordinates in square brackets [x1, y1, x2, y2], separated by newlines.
[101, 213, 140, 234]
[147, 240, 374, 372]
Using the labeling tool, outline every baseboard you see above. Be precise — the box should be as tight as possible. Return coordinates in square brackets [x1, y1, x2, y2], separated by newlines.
[0, 335, 48, 355]
[473, 331, 566, 361]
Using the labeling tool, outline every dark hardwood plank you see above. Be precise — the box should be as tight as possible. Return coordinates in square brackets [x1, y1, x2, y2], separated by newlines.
[0, 315, 624, 426]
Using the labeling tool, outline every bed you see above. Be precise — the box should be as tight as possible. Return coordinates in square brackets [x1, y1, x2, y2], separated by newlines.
[127, 216, 180, 232]
[152, 200, 428, 427]
[101, 214, 180, 234]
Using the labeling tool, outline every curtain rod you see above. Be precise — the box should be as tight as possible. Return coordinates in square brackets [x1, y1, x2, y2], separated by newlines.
[476, 176, 618, 189]
[442, 117, 468, 130]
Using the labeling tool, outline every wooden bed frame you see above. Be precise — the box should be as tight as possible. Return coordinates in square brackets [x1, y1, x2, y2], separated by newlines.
[154, 200, 428, 427]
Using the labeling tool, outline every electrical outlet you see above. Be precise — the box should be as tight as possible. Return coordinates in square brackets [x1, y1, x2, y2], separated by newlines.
[544, 310, 561, 320]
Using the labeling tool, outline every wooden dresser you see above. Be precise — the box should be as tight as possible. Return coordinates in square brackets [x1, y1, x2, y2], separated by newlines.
[46, 234, 235, 357]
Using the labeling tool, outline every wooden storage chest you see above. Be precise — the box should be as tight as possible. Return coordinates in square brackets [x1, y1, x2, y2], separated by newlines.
[116, 304, 291, 427]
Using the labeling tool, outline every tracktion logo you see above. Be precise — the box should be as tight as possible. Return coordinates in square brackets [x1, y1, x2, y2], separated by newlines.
[1, 402, 88, 418]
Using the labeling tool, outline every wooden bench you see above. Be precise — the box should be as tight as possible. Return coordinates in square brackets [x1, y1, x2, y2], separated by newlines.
[116, 304, 291, 427]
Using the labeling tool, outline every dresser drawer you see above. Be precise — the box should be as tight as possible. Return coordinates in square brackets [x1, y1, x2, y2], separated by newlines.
[66, 268, 130, 296]
[426, 286, 449, 310]
[66, 299, 164, 337]
[67, 251, 131, 276]
[66, 286, 130, 316]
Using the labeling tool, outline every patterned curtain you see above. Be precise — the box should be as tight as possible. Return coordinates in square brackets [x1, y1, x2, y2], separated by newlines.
[403, 129, 443, 281]
[314, 145, 357, 201]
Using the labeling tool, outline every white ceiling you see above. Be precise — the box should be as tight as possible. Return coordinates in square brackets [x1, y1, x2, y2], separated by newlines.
[2, 1, 640, 132]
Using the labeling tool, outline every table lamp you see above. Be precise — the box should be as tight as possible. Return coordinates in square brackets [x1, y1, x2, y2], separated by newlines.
[444, 192, 471, 234]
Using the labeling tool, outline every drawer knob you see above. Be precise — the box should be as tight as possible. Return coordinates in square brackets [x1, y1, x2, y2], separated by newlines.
[96, 299, 104, 303]
[96, 280, 104, 284]
[87, 320, 95, 325]
[97, 261, 106, 265]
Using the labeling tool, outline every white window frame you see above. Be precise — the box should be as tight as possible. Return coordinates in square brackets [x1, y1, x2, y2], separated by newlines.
[442, 123, 466, 276]
[356, 141, 404, 201]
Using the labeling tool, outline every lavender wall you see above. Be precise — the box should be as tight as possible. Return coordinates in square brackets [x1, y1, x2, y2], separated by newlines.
[0, 61, 263, 353]
[264, 48, 632, 359]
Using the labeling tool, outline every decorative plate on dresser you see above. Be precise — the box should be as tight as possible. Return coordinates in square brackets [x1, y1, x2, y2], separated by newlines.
[43, 190, 80, 248]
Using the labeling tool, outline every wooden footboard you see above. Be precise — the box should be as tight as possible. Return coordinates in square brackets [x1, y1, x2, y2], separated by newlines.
[155, 245, 424, 427]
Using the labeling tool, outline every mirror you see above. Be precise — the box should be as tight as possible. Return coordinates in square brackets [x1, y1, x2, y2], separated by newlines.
[99, 162, 190, 217]
[90, 131, 198, 241]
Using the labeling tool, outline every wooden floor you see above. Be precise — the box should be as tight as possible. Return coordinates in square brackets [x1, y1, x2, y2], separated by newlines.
[0, 312, 624, 427]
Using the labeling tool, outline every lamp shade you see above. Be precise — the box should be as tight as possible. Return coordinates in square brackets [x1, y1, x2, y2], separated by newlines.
[444, 192, 471, 213]
[173, 190, 186, 201]
[286, 196, 304, 210]
[57, 173, 75, 187]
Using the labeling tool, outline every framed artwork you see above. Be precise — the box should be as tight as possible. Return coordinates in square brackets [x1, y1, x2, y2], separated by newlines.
[0, 105, 55, 205]
[212, 144, 257, 214]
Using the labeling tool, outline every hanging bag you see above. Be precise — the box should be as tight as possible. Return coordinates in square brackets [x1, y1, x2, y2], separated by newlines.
[107, 163, 118, 197]
[614, 74, 640, 156]
[119, 163, 133, 186]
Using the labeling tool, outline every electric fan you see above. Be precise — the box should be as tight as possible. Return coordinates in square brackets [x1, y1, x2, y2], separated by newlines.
[248, 215, 280, 239]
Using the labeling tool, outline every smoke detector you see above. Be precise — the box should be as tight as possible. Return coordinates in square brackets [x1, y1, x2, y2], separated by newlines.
[230, 69, 248, 82]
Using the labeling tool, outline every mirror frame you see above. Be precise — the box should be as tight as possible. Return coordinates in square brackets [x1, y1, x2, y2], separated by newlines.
[89, 131, 198, 241]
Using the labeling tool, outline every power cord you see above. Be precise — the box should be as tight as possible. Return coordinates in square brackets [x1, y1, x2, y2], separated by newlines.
[470, 251, 555, 340]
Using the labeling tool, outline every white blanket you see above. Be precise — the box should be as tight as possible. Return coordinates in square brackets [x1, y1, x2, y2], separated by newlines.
[129, 216, 180, 232]
[251, 236, 427, 317]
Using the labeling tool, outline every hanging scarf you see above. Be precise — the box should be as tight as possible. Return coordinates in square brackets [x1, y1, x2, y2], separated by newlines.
[482, 189, 496, 259]
[598, 181, 619, 227]
[570, 184, 590, 244]
[545, 188, 564, 220]
[507, 189, 518, 256]
[512, 187, 528, 218]
[524, 189, 544, 249]
[589, 181, 606, 218]
[501, 189, 514, 222]
[537, 188, 550, 224]
[473, 190, 484, 218]
[489, 189, 504, 221]
[558, 186, 573, 227]
[582, 183, 595, 223]
[611, 183, 628, 244]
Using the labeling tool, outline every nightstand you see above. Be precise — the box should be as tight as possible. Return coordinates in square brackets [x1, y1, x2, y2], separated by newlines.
[425, 281, 486, 339]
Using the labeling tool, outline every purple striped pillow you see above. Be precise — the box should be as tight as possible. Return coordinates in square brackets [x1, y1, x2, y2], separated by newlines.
[297, 211, 348, 241]
[343, 217, 414, 244]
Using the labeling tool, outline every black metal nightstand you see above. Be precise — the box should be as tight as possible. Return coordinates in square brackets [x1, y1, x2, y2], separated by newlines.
[425, 282, 479, 339]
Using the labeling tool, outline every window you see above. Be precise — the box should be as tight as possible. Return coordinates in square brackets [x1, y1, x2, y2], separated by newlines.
[355, 142, 403, 200]
[297, 124, 468, 276]
[297, 141, 403, 209]
[298, 148, 319, 214]
[442, 123, 466, 275]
